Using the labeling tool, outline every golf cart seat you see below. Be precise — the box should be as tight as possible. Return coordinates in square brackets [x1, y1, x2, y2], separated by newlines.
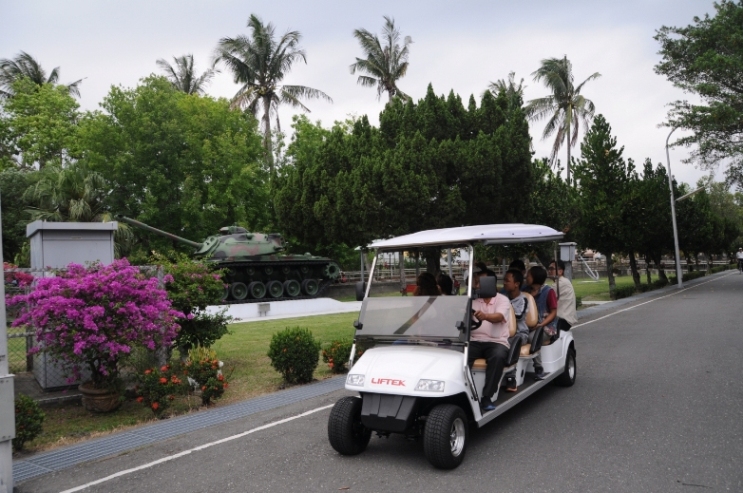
[523, 292, 538, 328]
[520, 325, 545, 357]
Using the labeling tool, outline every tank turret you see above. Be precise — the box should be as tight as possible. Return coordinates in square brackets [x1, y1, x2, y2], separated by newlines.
[117, 216, 341, 303]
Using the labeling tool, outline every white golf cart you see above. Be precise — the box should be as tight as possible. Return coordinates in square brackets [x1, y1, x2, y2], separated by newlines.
[327, 224, 577, 469]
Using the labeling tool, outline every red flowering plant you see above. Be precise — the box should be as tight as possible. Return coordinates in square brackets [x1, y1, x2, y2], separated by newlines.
[322, 339, 362, 374]
[8, 259, 183, 391]
[185, 358, 228, 405]
[134, 364, 188, 417]
[3, 262, 34, 288]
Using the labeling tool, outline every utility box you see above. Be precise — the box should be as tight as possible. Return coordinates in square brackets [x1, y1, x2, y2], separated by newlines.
[27, 221, 117, 271]
[559, 242, 577, 262]
[26, 221, 117, 390]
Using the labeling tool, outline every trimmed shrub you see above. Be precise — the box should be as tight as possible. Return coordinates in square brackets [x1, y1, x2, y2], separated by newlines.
[185, 357, 228, 405]
[322, 339, 355, 373]
[611, 285, 636, 300]
[575, 296, 582, 308]
[710, 264, 730, 274]
[13, 394, 45, 452]
[268, 327, 321, 384]
[652, 278, 669, 289]
[134, 364, 188, 417]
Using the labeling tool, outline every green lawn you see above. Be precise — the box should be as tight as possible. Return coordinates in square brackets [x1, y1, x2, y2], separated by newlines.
[572, 274, 660, 302]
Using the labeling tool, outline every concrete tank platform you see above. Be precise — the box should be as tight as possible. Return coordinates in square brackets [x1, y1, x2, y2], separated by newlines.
[205, 298, 362, 323]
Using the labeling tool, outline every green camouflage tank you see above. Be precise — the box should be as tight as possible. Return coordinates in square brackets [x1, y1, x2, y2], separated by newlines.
[117, 216, 341, 303]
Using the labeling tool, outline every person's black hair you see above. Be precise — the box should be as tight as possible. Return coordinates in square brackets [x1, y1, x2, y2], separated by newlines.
[529, 265, 548, 285]
[505, 268, 523, 286]
[415, 272, 440, 296]
[550, 259, 566, 271]
[436, 273, 454, 295]
[509, 259, 526, 272]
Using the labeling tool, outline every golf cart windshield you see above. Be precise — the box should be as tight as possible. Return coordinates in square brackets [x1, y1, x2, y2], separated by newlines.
[356, 295, 468, 341]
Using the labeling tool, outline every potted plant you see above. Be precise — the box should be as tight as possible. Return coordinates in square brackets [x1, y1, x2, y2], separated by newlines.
[8, 259, 183, 412]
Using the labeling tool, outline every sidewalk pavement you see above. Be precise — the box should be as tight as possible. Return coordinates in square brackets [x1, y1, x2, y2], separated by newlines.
[12, 271, 732, 486]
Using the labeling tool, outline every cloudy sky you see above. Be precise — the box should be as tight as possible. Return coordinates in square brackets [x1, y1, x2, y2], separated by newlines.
[1, 0, 719, 186]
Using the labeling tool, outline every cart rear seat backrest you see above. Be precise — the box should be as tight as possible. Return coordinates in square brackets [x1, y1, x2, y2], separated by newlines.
[523, 292, 538, 328]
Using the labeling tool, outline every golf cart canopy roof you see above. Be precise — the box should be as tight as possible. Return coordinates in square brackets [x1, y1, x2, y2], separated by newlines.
[368, 224, 563, 250]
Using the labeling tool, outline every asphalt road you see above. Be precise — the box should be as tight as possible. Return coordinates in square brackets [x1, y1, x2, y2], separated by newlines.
[17, 272, 743, 493]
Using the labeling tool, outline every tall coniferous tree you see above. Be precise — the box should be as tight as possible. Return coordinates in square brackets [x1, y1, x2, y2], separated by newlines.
[573, 114, 633, 296]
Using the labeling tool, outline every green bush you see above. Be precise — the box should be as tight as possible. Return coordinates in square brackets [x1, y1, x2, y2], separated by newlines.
[267, 327, 321, 384]
[185, 356, 228, 406]
[669, 270, 708, 285]
[710, 264, 730, 274]
[611, 285, 636, 300]
[13, 394, 45, 452]
[652, 278, 669, 289]
[153, 252, 232, 352]
[134, 364, 188, 417]
[321, 339, 354, 373]
[575, 296, 582, 308]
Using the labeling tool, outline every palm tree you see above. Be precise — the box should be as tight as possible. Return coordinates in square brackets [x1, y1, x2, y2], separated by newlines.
[0, 51, 82, 98]
[486, 71, 526, 110]
[350, 16, 413, 102]
[156, 54, 215, 95]
[213, 14, 332, 174]
[23, 162, 134, 257]
[525, 56, 601, 183]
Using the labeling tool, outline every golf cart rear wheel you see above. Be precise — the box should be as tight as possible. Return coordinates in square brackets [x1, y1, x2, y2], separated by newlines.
[555, 346, 576, 387]
[328, 396, 371, 455]
[423, 404, 468, 469]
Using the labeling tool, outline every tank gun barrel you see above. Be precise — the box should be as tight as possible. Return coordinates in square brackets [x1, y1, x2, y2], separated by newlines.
[116, 215, 202, 249]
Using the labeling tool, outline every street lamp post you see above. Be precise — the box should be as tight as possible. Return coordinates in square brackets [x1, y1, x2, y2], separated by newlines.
[665, 127, 684, 288]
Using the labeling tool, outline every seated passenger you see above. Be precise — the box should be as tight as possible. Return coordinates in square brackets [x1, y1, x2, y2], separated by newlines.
[413, 272, 441, 296]
[468, 269, 511, 413]
[526, 265, 557, 381]
[436, 272, 454, 296]
[502, 268, 529, 392]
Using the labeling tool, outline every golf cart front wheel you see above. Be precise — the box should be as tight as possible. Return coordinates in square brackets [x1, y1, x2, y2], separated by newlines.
[423, 404, 468, 469]
[328, 396, 371, 455]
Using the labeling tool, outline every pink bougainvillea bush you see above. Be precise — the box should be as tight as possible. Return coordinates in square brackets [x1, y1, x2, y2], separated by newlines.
[8, 259, 184, 390]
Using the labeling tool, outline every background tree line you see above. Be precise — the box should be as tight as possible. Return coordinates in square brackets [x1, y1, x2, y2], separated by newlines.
[2, 4, 742, 286]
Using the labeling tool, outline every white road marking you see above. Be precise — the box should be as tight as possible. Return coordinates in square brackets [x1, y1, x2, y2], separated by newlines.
[58, 404, 335, 493]
[573, 273, 732, 329]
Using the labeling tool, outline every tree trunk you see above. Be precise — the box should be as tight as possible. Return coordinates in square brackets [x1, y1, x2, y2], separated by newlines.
[652, 253, 668, 283]
[686, 255, 693, 272]
[263, 96, 273, 177]
[606, 254, 616, 298]
[644, 254, 652, 284]
[566, 130, 571, 186]
[628, 252, 641, 289]
[422, 247, 441, 276]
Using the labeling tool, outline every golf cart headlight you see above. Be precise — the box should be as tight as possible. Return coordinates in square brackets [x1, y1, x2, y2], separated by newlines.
[415, 379, 445, 392]
[346, 374, 365, 387]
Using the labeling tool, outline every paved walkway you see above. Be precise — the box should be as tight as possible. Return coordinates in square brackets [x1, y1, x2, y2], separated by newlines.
[12, 272, 730, 486]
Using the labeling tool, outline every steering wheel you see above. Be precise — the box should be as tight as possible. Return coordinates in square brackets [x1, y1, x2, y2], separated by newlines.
[470, 309, 483, 330]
